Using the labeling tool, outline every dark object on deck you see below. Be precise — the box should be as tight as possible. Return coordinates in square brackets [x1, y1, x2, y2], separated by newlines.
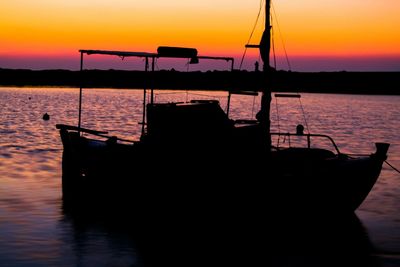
[296, 124, 305, 135]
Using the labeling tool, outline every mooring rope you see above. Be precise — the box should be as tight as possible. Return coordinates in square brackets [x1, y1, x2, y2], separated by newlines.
[385, 160, 400, 174]
[338, 154, 400, 175]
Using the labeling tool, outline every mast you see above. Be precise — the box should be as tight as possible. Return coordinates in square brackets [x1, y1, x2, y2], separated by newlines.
[256, 0, 272, 149]
[261, 0, 271, 69]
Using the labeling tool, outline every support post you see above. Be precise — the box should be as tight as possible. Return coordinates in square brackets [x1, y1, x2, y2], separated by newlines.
[141, 57, 149, 136]
[151, 57, 155, 104]
[78, 52, 83, 135]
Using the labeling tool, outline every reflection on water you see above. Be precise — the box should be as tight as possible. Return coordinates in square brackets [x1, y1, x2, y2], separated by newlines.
[267, 213, 379, 267]
[62, 208, 379, 267]
[0, 87, 399, 266]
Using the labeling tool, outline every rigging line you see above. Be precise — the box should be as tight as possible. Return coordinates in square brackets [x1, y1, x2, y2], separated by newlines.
[298, 98, 310, 134]
[251, 95, 257, 118]
[385, 160, 400, 174]
[275, 96, 281, 146]
[239, 48, 248, 70]
[239, 0, 265, 70]
[271, 1, 292, 70]
[186, 59, 190, 72]
[185, 59, 190, 102]
[154, 58, 160, 71]
[272, 1, 308, 132]
[271, 16, 277, 69]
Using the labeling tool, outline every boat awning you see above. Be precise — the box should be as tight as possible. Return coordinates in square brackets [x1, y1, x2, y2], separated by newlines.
[79, 49, 234, 62]
[157, 46, 198, 58]
[197, 56, 234, 62]
[79, 50, 157, 58]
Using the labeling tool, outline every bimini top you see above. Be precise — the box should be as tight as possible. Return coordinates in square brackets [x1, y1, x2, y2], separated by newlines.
[79, 49, 157, 58]
[79, 47, 234, 62]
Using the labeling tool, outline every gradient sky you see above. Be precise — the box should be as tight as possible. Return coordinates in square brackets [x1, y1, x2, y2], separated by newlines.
[1, 0, 399, 71]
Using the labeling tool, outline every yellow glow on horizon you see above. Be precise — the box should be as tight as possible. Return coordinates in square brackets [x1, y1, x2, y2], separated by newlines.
[271, 0, 400, 57]
[1, 0, 400, 68]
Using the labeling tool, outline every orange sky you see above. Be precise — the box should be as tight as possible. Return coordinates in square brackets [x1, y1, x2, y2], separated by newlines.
[1, 0, 399, 71]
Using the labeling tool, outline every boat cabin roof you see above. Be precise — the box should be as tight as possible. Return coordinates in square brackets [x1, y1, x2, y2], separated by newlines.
[79, 47, 234, 62]
[80, 50, 157, 58]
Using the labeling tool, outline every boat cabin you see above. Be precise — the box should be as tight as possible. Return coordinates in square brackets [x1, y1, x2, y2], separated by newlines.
[146, 100, 234, 145]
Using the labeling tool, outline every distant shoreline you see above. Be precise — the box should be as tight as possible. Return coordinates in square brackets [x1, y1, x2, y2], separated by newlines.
[1, 68, 399, 95]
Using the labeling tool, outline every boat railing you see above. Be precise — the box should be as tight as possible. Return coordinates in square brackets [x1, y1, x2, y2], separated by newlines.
[234, 119, 258, 125]
[56, 124, 136, 144]
[271, 132, 341, 155]
[153, 91, 224, 104]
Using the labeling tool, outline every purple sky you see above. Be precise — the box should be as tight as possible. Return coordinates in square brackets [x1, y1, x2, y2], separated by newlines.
[1, 54, 399, 72]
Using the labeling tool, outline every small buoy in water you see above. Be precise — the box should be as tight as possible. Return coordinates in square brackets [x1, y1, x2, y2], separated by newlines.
[42, 113, 50, 121]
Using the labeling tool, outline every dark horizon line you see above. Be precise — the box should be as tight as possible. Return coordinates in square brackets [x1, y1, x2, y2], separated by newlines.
[1, 53, 399, 72]
[1, 67, 399, 73]
[0, 68, 399, 95]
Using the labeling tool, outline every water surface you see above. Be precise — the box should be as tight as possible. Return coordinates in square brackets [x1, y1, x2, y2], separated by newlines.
[0, 87, 399, 266]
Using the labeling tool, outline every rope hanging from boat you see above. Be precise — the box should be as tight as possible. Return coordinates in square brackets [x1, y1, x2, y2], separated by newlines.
[385, 160, 400, 174]
[298, 98, 310, 133]
[274, 96, 281, 133]
[274, 95, 310, 131]
[274, 96, 282, 146]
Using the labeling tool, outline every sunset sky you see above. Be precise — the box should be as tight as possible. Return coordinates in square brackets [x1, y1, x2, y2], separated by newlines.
[1, 0, 399, 71]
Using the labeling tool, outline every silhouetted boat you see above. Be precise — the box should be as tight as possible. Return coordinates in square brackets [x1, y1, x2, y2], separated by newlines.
[57, 1, 389, 214]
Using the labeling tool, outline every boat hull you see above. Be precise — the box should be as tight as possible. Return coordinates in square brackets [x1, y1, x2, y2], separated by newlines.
[57, 125, 388, 266]
[58, 127, 388, 213]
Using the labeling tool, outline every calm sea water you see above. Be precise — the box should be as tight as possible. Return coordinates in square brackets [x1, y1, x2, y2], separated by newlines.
[0, 87, 399, 266]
